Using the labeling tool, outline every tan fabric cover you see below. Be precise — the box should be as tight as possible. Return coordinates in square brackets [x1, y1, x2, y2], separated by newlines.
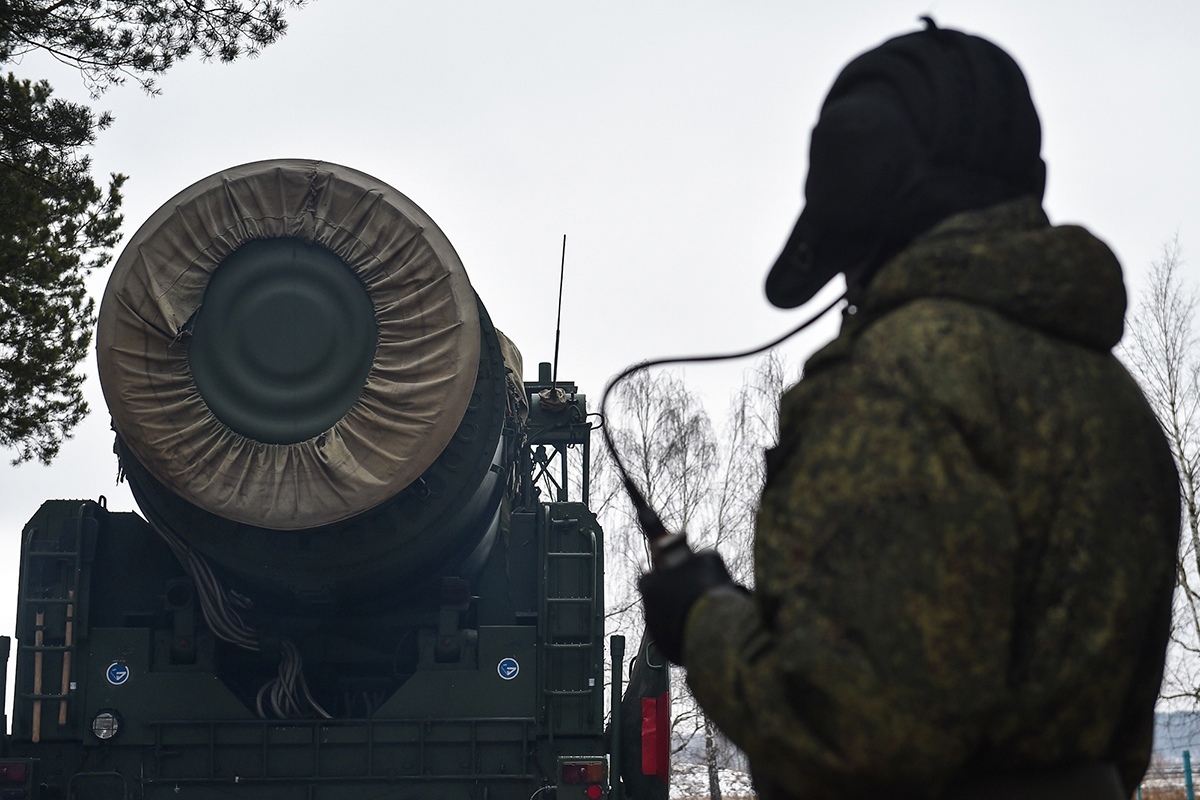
[495, 329, 528, 423]
[96, 159, 481, 530]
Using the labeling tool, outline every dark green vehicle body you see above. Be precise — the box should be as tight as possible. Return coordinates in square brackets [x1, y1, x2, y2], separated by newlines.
[0, 162, 668, 800]
[5, 374, 663, 800]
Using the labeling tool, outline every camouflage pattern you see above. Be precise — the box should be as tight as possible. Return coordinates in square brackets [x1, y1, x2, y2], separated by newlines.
[683, 198, 1181, 799]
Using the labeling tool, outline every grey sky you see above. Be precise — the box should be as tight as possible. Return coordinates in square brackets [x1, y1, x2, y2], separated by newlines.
[2, 0, 1198, 679]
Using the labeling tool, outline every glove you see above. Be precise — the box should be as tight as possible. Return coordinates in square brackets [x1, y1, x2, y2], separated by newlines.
[638, 549, 739, 665]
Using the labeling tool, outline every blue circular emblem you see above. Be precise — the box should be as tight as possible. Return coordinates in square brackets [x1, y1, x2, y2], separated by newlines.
[497, 657, 520, 681]
[106, 662, 130, 686]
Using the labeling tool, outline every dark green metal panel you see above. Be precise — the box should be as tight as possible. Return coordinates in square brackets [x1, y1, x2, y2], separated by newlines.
[373, 626, 537, 719]
[83, 628, 254, 747]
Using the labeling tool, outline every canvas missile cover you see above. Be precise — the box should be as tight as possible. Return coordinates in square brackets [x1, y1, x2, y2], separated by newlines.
[95, 159, 481, 530]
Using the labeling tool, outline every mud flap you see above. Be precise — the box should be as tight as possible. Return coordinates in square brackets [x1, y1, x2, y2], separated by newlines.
[618, 632, 669, 800]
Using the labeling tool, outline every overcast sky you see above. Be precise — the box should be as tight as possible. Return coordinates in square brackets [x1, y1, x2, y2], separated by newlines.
[2, 0, 1198, 681]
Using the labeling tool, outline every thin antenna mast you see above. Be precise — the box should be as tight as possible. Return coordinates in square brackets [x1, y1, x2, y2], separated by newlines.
[551, 234, 566, 388]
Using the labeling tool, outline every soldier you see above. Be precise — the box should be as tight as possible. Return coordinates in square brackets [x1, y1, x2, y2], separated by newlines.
[638, 19, 1181, 800]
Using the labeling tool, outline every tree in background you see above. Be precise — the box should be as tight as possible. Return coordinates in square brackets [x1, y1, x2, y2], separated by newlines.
[0, 1, 304, 95]
[0, 73, 123, 463]
[0, 1, 307, 463]
[1121, 236, 1200, 706]
[598, 355, 790, 798]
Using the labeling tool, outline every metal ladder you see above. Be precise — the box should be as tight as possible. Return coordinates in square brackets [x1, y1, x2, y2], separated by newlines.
[538, 509, 601, 734]
[19, 502, 91, 741]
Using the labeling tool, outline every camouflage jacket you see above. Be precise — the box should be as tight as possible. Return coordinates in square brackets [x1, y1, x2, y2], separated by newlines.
[683, 199, 1180, 798]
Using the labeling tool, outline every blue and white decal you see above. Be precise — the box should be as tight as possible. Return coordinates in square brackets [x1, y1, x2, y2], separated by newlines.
[497, 657, 520, 681]
[106, 662, 130, 686]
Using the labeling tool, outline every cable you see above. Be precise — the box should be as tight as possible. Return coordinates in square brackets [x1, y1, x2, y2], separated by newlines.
[255, 639, 332, 719]
[146, 517, 332, 719]
[599, 291, 846, 560]
[146, 518, 259, 649]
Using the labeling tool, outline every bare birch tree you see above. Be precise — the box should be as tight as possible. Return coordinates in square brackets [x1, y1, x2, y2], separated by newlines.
[598, 369, 717, 647]
[1121, 236, 1200, 705]
[598, 356, 793, 798]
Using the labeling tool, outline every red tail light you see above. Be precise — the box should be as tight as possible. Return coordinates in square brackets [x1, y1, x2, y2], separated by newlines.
[641, 691, 670, 781]
[561, 760, 606, 784]
[0, 761, 28, 784]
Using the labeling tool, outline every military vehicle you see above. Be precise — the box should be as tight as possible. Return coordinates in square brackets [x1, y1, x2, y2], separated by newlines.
[0, 160, 669, 800]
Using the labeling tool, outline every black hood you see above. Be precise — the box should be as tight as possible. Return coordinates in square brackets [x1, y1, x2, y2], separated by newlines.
[767, 20, 1046, 309]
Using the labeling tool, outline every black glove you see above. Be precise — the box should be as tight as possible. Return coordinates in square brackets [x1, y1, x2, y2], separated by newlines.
[638, 549, 738, 665]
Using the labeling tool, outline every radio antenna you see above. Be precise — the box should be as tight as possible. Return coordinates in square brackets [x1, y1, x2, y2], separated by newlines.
[551, 234, 566, 388]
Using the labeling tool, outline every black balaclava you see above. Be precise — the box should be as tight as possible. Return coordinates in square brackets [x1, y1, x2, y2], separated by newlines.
[765, 19, 1047, 309]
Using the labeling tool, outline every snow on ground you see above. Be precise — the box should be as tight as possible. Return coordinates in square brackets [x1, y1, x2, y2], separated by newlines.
[669, 762, 756, 800]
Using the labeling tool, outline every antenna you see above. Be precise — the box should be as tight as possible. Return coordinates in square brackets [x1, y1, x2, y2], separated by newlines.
[551, 234, 566, 388]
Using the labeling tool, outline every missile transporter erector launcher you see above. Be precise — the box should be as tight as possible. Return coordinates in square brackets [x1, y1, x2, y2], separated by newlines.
[2, 161, 669, 800]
